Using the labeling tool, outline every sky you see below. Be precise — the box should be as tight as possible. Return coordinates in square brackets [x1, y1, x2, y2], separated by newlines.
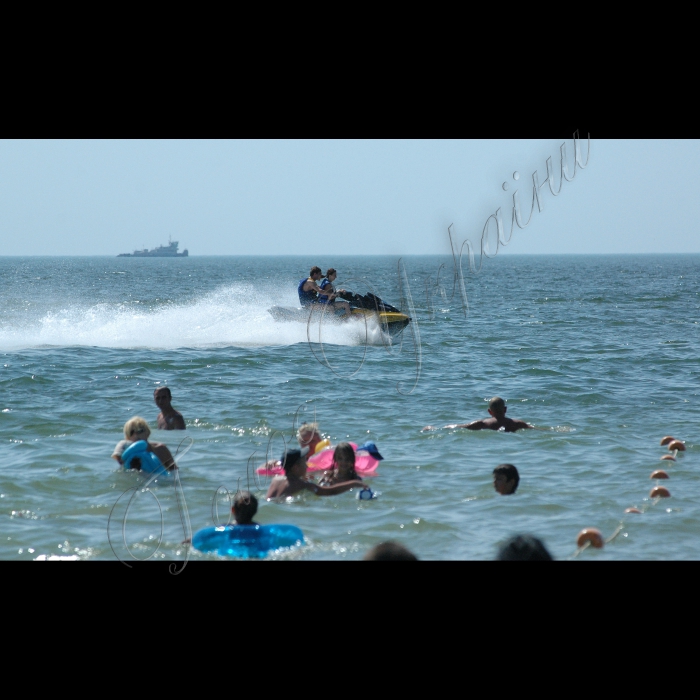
[1, 138, 698, 256]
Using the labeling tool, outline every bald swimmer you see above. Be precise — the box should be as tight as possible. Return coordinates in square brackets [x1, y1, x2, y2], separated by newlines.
[423, 396, 533, 433]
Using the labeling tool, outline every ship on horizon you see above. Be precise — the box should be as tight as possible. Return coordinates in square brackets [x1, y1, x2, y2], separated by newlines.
[118, 238, 188, 257]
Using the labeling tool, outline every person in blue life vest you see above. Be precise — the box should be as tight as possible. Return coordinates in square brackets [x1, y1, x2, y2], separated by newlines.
[298, 266, 335, 308]
[317, 268, 351, 319]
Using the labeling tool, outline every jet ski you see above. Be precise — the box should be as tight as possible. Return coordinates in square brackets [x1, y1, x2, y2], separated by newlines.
[268, 291, 411, 337]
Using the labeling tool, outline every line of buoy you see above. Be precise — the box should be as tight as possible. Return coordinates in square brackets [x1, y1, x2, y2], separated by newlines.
[647, 435, 679, 501]
[571, 434, 685, 558]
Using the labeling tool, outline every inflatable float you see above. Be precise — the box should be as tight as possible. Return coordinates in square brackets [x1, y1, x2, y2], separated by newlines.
[256, 441, 383, 476]
[121, 440, 171, 477]
[191, 523, 305, 559]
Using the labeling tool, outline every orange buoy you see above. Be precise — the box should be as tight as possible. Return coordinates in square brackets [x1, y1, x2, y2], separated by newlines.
[625, 508, 642, 514]
[660, 436, 675, 446]
[650, 486, 671, 498]
[660, 455, 676, 461]
[668, 440, 686, 452]
[650, 470, 669, 479]
[577, 528, 604, 548]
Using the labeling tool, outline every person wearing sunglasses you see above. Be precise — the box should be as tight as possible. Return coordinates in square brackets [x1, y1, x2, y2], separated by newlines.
[111, 416, 177, 471]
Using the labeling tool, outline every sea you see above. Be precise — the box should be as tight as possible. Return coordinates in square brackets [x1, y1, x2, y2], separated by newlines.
[1, 254, 698, 562]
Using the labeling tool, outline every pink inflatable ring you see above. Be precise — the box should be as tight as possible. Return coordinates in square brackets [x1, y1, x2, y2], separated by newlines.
[256, 442, 381, 476]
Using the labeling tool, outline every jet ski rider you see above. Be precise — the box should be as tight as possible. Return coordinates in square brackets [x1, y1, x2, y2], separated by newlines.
[298, 266, 336, 308]
[318, 268, 351, 319]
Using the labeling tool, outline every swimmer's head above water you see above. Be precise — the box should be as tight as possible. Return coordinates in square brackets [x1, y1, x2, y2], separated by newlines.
[488, 396, 506, 418]
[281, 446, 310, 476]
[331, 442, 358, 480]
[153, 386, 172, 408]
[123, 416, 151, 441]
[493, 463, 519, 495]
[232, 491, 258, 525]
[297, 422, 322, 453]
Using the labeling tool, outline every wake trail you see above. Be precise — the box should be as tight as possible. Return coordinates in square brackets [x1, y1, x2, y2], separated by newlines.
[0, 283, 391, 350]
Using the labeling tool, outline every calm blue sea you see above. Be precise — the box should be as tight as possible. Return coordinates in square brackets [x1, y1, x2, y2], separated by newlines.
[1, 254, 698, 561]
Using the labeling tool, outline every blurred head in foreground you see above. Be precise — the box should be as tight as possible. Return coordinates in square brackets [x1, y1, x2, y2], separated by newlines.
[364, 541, 418, 561]
[497, 535, 553, 561]
[232, 491, 258, 525]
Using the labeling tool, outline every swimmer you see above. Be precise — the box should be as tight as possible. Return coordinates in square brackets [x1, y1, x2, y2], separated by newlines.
[182, 490, 260, 545]
[435, 397, 533, 432]
[265, 447, 364, 500]
[297, 422, 326, 455]
[318, 442, 364, 487]
[493, 463, 519, 495]
[232, 491, 259, 526]
[117, 416, 178, 471]
[258, 422, 329, 473]
[154, 386, 186, 430]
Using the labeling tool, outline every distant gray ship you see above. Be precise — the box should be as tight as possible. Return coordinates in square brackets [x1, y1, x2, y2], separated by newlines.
[118, 238, 188, 257]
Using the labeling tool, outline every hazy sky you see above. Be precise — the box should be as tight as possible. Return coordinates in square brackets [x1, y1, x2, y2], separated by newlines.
[1, 138, 698, 256]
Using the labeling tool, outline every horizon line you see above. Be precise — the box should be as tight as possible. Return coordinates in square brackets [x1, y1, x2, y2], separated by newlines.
[2, 252, 700, 258]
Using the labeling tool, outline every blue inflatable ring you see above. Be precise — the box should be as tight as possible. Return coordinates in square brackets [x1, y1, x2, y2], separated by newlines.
[121, 440, 170, 476]
[192, 524, 305, 559]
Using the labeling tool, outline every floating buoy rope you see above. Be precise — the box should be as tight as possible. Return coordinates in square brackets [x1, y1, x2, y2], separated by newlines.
[569, 435, 686, 559]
